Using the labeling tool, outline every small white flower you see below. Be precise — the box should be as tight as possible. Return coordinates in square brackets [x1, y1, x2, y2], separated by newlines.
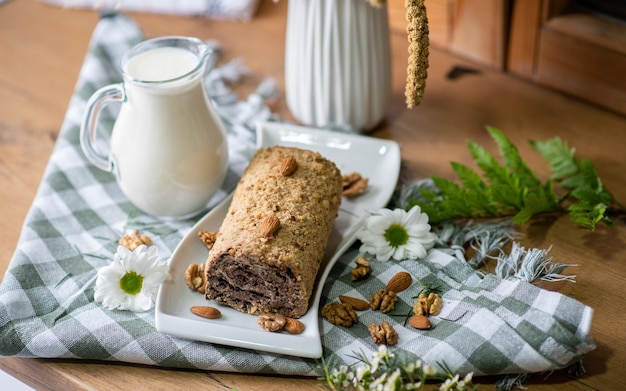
[355, 365, 371, 381]
[94, 245, 170, 312]
[357, 206, 437, 262]
[369, 356, 381, 374]
[406, 381, 423, 390]
[423, 364, 438, 377]
[372, 345, 390, 361]
[439, 375, 460, 391]
[384, 368, 402, 390]
[439, 378, 454, 391]
[336, 365, 349, 374]
[370, 372, 388, 389]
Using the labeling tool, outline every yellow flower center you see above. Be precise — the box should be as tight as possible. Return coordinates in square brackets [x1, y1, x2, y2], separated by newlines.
[119, 271, 143, 295]
[384, 224, 409, 248]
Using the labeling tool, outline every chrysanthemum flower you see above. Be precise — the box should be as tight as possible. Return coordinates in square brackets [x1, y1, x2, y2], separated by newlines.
[357, 206, 436, 261]
[94, 245, 170, 312]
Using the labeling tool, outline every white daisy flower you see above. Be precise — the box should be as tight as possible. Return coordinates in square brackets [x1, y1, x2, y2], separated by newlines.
[94, 244, 170, 312]
[357, 206, 437, 262]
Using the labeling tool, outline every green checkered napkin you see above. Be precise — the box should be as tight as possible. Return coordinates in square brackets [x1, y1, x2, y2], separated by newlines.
[0, 13, 595, 378]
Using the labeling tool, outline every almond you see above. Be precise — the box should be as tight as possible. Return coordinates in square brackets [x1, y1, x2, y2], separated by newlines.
[409, 314, 431, 330]
[259, 215, 281, 238]
[278, 156, 298, 176]
[190, 305, 221, 319]
[338, 295, 370, 311]
[386, 271, 412, 293]
[284, 317, 305, 334]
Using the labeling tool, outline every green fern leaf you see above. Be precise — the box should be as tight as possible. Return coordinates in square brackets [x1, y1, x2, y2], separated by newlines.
[409, 199, 454, 223]
[464, 189, 497, 215]
[487, 126, 540, 188]
[568, 202, 609, 230]
[451, 162, 485, 190]
[488, 180, 524, 210]
[467, 140, 509, 185]
[402, 127, 623, 230]
[530, 137, 578, 180]
[418, 187, 440, 202]
[560, 158, 602, 190]
[431, 176, 461, 196]
[513, 181, 559, 224]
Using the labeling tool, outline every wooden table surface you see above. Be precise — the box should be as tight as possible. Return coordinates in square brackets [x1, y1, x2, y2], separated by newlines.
[1, 0, 625, 390]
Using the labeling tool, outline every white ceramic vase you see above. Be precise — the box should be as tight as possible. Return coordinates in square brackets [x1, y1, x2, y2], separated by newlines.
[284, 0, 391, 133]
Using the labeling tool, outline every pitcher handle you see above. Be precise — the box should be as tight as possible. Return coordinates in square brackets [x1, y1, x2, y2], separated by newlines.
[80, 83, 125, 172]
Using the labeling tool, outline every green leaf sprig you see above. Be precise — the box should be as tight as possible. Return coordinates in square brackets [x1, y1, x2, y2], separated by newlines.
[408, 127, 624, 230]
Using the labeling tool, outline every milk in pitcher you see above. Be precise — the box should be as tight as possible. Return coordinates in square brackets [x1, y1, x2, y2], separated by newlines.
[108, 44, 228, 218]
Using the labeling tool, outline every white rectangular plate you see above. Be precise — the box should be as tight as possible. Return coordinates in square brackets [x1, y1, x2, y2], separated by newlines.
[155, 122, 401, 358]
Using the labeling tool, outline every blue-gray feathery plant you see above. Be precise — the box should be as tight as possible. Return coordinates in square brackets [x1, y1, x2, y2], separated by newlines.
[494, 242, 576, 283]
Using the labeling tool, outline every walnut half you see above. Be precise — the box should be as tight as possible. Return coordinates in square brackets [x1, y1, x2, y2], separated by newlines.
[369, 288, 398, 313]
[257, 314, 305, 334]
[257, 313, 287, 332]
[321, 302, 358, 327]
[413, 292, 442, 316]
[119, 230, 152, 251]
[197, 231, 218, 250]
[351, 256, 371, 281]
[184, 263, 206, 293]
[342, 172, 368, 197]
[368, 321, 398, 345]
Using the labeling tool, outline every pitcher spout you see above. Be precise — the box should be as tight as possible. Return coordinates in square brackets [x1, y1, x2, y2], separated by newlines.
[196, 42, 216, 75]
[121, 36, 214, 85]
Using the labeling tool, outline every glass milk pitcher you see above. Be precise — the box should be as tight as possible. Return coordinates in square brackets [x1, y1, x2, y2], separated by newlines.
[80, 36, 228, 219]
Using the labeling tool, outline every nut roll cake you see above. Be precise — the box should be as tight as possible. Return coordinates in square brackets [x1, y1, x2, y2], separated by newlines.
[205, 146, 342, 318]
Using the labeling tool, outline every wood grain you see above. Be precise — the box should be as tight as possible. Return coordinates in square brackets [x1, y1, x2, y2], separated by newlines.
[536, 14, 626, 114]
[507, 0, 543, 77]
[389, 0, 452, 49]
[1, 0, 626, 390]
[449, 0, 508, 68]
[506, 0, 626, 116]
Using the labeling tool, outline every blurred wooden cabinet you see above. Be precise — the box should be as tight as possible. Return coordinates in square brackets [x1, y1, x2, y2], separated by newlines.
[389, 0, 510, 69]
[389, 0, 626, 116]
[508, 0, 626, 116]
